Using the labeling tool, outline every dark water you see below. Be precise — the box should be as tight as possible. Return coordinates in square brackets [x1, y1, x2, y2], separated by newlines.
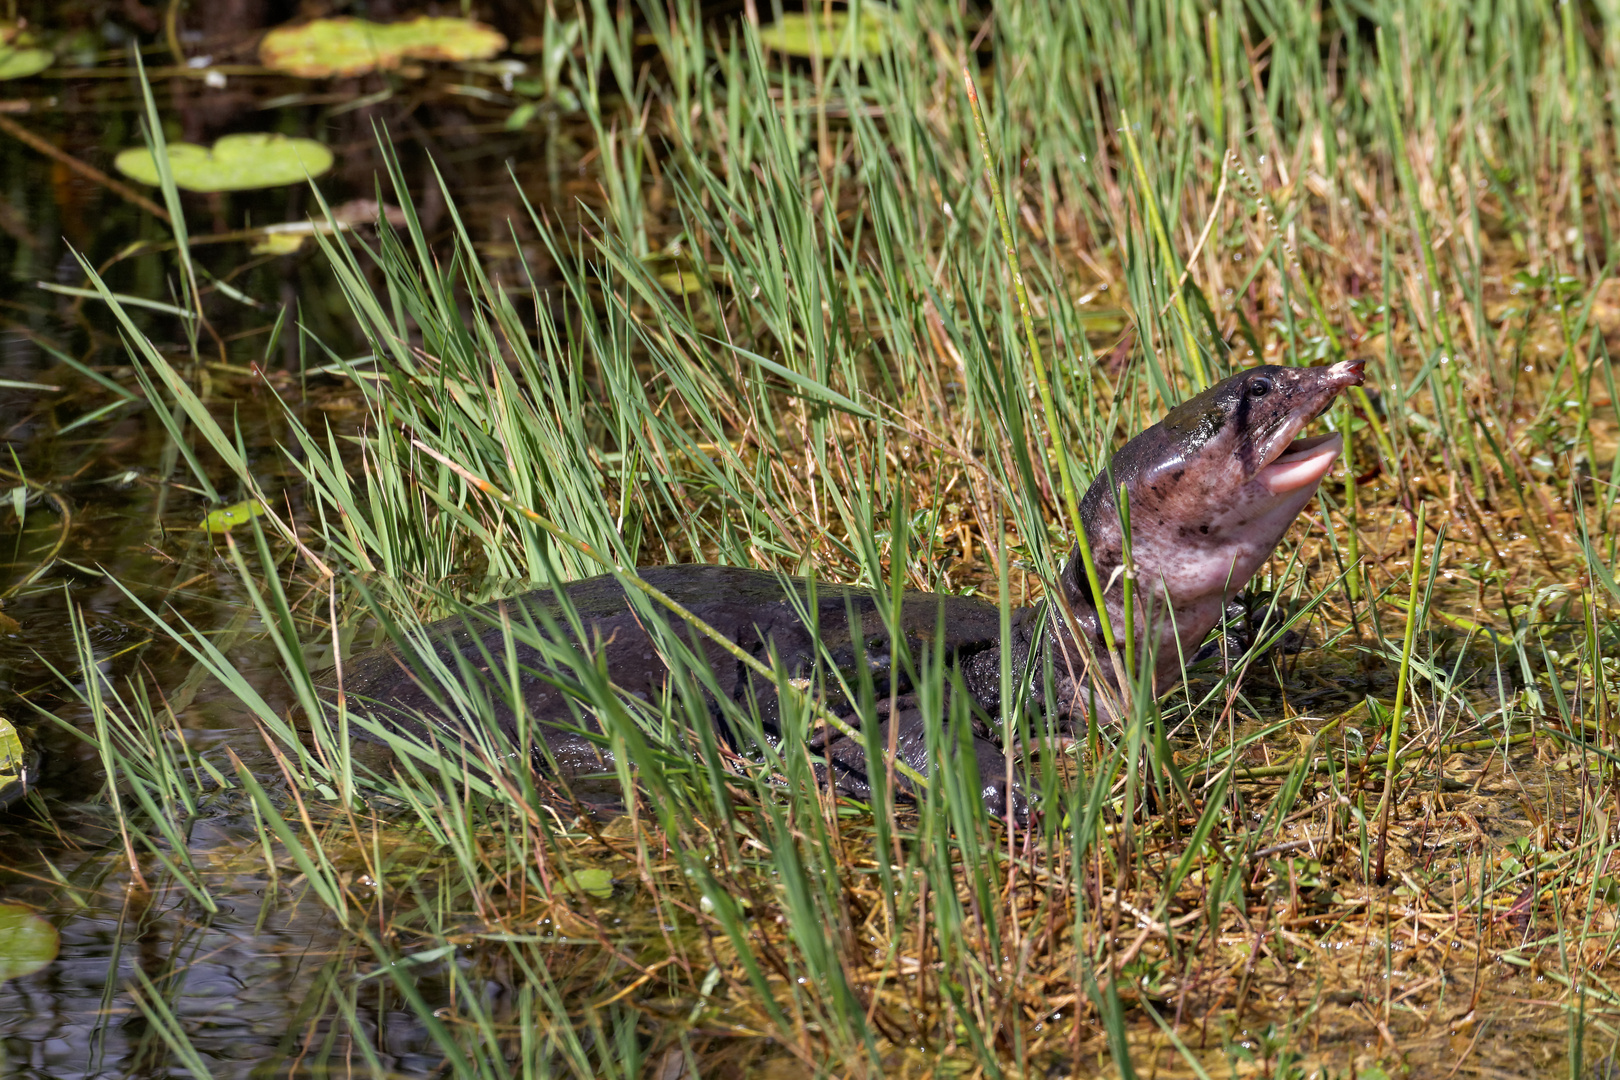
[0, 5, 599, 1072]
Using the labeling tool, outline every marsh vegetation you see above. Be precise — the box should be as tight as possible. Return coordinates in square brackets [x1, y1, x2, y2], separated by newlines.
[4, 1, 1620, 1077]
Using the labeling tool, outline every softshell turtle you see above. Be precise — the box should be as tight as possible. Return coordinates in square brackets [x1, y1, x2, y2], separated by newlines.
[325, 360, 1366, 818]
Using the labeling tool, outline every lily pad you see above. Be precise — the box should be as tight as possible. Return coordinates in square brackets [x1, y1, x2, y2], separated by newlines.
[641, 255, 727, 296]
[0, 903, 56, 982]
[0, 46, 51, 80]
[114, 134, 334, 193]
[260, 16, 508, 79]
[201, 498, 269, 533]
[758, 10, 891, 58]
[563, 868, 614, 900]
[0, 713, 27, 808]
[656, 268, 711, 296]
[251, 232, 308, 256]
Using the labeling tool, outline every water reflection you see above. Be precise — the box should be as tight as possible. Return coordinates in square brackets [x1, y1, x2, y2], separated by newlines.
[0, 11, 584, 1067]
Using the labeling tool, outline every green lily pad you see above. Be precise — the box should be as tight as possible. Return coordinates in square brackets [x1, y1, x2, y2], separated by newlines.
[0, 713, 27, 808]
[758, 10, 891, 58]
[563, 868, 614, 900]
[260, 16, 508, 79]
[251, 232, 308, 256]
[656, 268, 710, 296]
[641, 255, 727, 296]
[201, 498, 269, 533]
[114, 134, 334, 193]
[0, 46, 51, 80]
[0, 903, 56, 982]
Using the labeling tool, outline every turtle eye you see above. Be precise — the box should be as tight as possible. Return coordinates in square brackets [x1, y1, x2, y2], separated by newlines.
[1248, 376, 1273, 398]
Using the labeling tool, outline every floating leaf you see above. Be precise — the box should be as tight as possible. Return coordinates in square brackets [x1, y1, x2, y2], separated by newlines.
[642, 255, 726, 297]
[505, 102, 539, 131]
[201, 499, 269, 533]
[1077, 308, 1127, 335]
[0, 903, 56, 982]
[563, 868, 614, 900]
[251, 232, 307, 256]
[114, 134, 334, 193]
[657, 268, 710, 296]
[0, 714, 26, 808]
[260, 16, 508, 79]
[758, 10, 891, 58]
[0, 47, 51, 80]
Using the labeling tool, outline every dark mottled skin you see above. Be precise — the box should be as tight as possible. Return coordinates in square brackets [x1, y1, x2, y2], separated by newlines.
[335, 566, 1039, 816]
[326, 361, 1365, 819]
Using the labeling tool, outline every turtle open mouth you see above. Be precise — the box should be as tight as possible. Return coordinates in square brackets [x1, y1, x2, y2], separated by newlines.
[1259, 431, 1343, 495]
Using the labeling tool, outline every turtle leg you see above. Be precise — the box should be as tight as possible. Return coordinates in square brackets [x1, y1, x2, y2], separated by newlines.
[1193, 590, 1311, 669]
[526, 719, 631, 814]
[1193, 594, 1255, 669]
[815, 699, 1030, 823]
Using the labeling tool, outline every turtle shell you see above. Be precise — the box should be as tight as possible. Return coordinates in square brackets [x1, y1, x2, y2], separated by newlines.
[325, 565, 1027, 811]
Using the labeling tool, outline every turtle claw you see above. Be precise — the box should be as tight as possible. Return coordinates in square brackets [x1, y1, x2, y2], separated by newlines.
[967, 735, 1033, 824]
[815, 701, 1034, 822]
[978, 776, 1034, 825]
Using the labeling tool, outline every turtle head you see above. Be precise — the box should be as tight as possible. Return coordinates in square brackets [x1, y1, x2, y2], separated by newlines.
[1064, 360, 1364, 626]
